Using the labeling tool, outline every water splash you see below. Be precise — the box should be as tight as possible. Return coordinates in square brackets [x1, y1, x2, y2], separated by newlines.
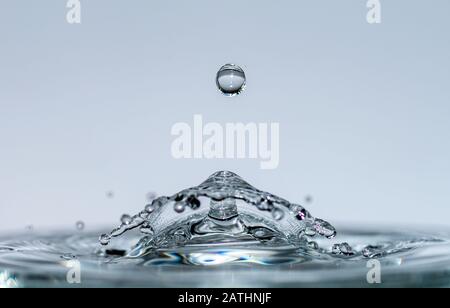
[0, 228, 449, 287]
[99, 171, 336, 258]
[1, 171, 449, 287]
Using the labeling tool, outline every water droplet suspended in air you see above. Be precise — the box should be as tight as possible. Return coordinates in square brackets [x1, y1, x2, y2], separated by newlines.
[121, 214, 132, 225]
[99, 234, 111, 246]
[76, 221, 85, 231]
[106, 191, 115, 199]
[216, 64, 246, 97]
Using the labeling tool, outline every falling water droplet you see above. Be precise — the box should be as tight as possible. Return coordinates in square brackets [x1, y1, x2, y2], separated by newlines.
[121, 214, 132, 225]
[75, 221, 85, 231]
[216, 64, 246, 97]
[106, 191, 115, 199]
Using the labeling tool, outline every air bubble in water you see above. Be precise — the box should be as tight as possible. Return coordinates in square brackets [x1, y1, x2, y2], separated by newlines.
[216, 64, 246, 97]
[174, 202, 186, 213]
[106, 191, 115, 199]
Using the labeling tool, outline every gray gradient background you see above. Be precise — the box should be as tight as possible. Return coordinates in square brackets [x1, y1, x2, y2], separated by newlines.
[0, 0, 449, 231]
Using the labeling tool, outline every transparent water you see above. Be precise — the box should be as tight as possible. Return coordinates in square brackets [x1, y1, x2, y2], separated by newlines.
[1, 171, 449, 287]
[216, 64, 246, 96]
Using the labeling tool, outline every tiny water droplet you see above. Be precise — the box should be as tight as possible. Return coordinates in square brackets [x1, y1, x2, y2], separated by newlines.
[314, 219, 337, 239]
[99, 234, 111, 246]
[145, 204, 156, 214]
[174, 202, 186, 213]
[216, 64, 246, 97]
[332, 242, 354, 256]
[101, 171, 339, 253]
[296, 209, 308, 221]
[106, 191, 115, 199]
[120, 214, 132, 225]
[75, 221, 85, 231]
